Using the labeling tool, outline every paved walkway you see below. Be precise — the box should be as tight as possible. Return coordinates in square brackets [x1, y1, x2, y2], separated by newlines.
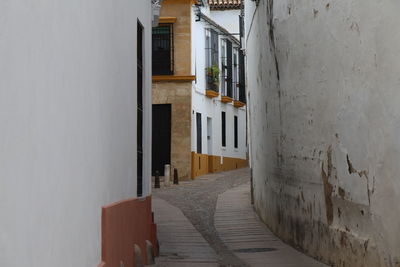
[151, 169, 328, 267]
[153, 168, 250, 266]
[151, 198, 218, 266]
[215, 183, 328, 267]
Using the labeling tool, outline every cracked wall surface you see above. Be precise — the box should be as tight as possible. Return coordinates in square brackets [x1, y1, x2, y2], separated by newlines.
[245, 0, 400, 266]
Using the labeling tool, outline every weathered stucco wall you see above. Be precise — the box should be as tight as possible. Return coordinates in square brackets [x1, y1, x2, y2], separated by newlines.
[160, 0, 192, 76]
[245, 0, 400, 266]
[152, 82, 192, 180]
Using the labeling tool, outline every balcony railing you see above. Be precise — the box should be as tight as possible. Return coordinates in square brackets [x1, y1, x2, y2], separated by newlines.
[206, 65, 219, 93]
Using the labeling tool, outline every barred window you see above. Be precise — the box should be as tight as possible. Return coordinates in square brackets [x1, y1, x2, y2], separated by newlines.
[233, 48, 239, 100]
[221, 39, 227, 95]
[205, 29, 219, 92]
[152, 24, 174, 75]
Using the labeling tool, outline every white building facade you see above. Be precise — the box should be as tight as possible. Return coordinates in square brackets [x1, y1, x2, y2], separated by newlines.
[190, 0, 248, 177]
[0, 1, 157, 266]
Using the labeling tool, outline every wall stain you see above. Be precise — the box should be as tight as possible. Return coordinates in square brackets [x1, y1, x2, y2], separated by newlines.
[326, 3, 330, 10]
[322, 146, 334, 225]
[266, 0, 280, 82]
[313, 9, 319, 18]
[346, 154, 372, 205]
[338, 187, 346, 199]
[350, 21, 360, 35]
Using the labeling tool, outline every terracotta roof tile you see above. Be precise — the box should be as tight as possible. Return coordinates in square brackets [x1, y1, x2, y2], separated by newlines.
[208, 0, 242, 10]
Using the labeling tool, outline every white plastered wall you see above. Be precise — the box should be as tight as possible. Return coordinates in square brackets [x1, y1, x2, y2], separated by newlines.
[191, 5, 247, 160]
[210, 9, 241, 35]
[0, 0, 152, 266]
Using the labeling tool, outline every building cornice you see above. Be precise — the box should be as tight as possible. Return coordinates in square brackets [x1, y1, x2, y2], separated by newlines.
[159, 17, 178, 24]
[153, 75, 196, 82]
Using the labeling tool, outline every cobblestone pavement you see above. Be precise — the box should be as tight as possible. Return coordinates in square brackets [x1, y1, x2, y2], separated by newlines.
[153, 168, 251, 267]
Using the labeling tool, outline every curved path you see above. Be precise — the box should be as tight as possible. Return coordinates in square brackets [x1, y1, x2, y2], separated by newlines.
[152, 168, 327, 267]
[215, 183, 328, 267]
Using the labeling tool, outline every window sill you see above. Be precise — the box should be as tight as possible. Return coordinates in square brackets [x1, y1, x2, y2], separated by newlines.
[159, 17, 177, 24]
[205, 90, 219, 98]
[153, 75, 196, 82]
[233, 100, 246, 108]
[221, 96, 233, 103]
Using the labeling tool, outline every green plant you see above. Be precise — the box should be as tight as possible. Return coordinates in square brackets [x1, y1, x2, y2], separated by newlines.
[206, 65, 220, 84]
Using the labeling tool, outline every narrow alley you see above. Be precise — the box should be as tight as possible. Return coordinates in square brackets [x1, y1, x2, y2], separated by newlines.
[151, 168, 327, 267]
[2, 0, 400, 266]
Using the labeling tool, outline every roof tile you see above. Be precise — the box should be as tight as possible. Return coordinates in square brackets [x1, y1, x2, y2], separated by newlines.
[208, 0, 242, 10]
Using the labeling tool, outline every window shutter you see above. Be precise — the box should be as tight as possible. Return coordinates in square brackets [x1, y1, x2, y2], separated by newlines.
[226, 40, 233, 98]
[211, 30, 219, 66]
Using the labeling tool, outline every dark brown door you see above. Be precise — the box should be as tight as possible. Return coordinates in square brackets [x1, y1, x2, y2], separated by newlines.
[152, 104, 171, 176]
[196, 112, 202, 154]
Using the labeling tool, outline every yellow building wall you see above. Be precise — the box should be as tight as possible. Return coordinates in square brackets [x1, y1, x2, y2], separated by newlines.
[159, 0, 192, 76]
[152, 0, 194, 180]
[153, 82, 192, 180]
[191, 152, 248, 179]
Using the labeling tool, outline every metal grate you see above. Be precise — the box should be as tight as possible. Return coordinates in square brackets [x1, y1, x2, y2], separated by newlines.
[226, 40, 233, 98]
[205, 29, 219, 92]
[152, 24, 174, 75]
[234, 248, 277, 253]
[239, 49, 246, 103]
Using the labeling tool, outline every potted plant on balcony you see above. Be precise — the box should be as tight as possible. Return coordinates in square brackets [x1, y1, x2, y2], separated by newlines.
[206, 65, 220, 91]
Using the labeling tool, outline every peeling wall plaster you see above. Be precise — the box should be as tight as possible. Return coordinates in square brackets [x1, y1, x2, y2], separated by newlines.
[245, 0, 400, 266]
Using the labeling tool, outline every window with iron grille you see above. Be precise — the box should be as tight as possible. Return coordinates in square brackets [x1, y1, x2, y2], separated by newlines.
[221, 39, 233, 98]
[239, 49, 246, 103]
[233, 48, 239, 100]
[220, 39, 227, 95]
[152, 24, 174, 75]
[205, 28, 219, 92]
[226, 40, 233, 98]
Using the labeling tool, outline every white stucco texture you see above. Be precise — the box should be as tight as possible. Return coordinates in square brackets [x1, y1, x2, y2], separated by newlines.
[0, 1, 152, 266]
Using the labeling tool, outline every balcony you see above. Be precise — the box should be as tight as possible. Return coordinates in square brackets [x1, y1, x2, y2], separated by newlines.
[205, 66, 220, 98]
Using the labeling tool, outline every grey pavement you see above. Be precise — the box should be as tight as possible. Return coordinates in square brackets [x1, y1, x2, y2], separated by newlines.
[151, 198, 218, 266]
[153, 168, 250, 266]
[151, 169, 328, 267]
[215, 183, 328, 267]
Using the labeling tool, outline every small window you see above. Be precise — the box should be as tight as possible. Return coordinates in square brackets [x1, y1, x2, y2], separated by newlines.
[234, 115, 238, 149]
[152, 24, 174, 75]
[196, 113, 202, 154]
[221, 112, 226, 147]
